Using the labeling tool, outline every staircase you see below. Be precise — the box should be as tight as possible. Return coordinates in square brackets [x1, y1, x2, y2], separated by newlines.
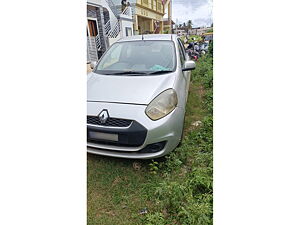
[104, 12, 120, 45]
[104, 1, 133, 45]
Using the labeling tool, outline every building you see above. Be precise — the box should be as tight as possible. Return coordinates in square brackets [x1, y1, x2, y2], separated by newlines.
[87, 0, 134, 62]
[163, 18, 175, 33]
[112, 0, 172, 34]
[174, 29, 187, 37]
[188, 27, 213, 36]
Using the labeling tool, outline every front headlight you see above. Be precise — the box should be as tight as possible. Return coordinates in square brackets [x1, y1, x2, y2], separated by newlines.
[145, 89, 178, 120]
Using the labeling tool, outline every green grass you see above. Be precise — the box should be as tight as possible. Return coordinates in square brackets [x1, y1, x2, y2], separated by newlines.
[87, 156, 160, 225]
[87, 53, 213, 225]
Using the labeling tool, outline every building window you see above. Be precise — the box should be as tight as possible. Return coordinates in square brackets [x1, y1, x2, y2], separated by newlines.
[126, 27, 132, 36]
[157, 2, 162, 12]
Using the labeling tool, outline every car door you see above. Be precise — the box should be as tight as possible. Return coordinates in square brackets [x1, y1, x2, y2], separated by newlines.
[177, 38, 191, 104]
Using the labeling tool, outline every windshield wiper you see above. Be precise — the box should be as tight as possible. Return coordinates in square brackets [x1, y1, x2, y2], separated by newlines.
[147, 70, 173, 75]
[102, 71, 149, 75]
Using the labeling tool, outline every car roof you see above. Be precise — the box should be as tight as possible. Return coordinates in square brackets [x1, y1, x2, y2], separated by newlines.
[116, 34, 178, 43]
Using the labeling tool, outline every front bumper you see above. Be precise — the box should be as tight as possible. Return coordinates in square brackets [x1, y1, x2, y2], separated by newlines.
[88, 121, 148, 147]
[87, 101, 185, 159]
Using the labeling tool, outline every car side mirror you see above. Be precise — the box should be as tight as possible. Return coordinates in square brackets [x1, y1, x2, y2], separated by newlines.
[182, 60, 196, 71]
[90, 61, 97, 70]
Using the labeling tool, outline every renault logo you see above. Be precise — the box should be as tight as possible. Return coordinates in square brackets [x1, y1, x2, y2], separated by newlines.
[98, 109, 109, 124]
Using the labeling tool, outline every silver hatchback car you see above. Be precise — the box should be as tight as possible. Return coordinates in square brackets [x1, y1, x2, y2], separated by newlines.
[87, 34, 195, 159]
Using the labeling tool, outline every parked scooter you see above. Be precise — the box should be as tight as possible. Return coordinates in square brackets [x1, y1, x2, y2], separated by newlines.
[186, 42, 201, 61]
[186, 48, 200, 61]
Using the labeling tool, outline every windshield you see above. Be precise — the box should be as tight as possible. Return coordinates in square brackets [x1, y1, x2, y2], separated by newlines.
[95, 40, 176, 75]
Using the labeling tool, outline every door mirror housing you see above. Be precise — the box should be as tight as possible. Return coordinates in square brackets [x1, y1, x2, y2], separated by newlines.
[182, 60, 196, 71]
[90, 61, 97, 70]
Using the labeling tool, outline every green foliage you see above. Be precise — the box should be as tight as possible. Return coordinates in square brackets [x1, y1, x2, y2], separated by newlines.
[203, 89, 213, 114]
[145, 212, 167, 225]
[192, 55, 213, 88]
[208, 41, 213, 57]
[188, 35, 202, 43]
[149, 160, 159, 174]
[180, 35, 203, 44]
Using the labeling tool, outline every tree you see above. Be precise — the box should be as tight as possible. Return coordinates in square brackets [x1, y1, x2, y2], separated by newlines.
[187, 20, 193, 34]
[182, 22, 187, 33]
[187, 20, 193, 29]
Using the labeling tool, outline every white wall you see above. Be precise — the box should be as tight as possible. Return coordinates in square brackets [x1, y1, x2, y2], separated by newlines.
[120, 19, 133, 38]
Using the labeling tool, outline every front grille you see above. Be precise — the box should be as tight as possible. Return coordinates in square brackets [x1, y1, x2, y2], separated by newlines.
[87, 116, 132, 127]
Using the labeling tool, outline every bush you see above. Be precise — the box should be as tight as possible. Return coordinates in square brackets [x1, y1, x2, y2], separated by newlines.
[208, 41, 213, 57]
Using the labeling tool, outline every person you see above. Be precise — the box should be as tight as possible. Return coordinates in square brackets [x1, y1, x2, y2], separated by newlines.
[121, 0, 127, 12]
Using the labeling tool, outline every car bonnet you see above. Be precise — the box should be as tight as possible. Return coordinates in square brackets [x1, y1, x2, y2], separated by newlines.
[87, 72, 176, 105]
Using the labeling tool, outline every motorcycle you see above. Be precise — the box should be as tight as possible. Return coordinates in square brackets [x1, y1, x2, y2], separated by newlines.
[186, 48, 200, 61]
